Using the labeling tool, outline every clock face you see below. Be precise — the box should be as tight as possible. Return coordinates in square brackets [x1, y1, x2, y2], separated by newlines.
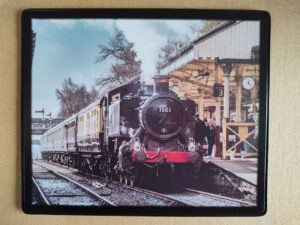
[242, 77, 256, 90]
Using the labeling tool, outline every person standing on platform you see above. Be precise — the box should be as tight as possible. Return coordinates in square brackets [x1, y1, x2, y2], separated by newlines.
[203, 118, 208, 126]
[207, 119, 216, 158]
[194, 114, 208, 147]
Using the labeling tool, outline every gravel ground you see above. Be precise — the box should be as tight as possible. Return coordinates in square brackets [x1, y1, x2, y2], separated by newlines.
[32, 163, 109, 206]
[35, 161, 183, 206]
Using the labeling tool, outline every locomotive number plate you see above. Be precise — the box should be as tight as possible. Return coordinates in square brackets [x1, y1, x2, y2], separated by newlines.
[157, 106, 171, 113]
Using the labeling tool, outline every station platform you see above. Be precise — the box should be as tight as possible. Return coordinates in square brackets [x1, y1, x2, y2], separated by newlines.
[203, 157, 258, 185]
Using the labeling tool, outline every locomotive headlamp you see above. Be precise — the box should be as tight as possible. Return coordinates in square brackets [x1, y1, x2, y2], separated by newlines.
[188, 138, 196, 152]
[133, 138, 141, 152]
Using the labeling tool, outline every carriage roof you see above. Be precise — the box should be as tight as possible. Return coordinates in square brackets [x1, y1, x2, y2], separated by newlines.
[41, 114, 77, 138]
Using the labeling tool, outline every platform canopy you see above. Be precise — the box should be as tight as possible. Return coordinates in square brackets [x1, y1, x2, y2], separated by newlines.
[160, 20, 260, 122]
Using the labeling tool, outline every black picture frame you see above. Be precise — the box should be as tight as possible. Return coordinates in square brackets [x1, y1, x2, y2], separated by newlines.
[22, 8, 270, 216]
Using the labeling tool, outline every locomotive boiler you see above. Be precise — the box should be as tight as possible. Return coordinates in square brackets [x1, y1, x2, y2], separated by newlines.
[40, 75, 203, 190]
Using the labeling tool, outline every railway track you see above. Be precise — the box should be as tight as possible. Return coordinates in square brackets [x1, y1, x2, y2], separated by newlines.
[33, 160, 255, 207]
[33, 161, 187, 206]
[75, 168, 256, 207]
[32, 162, 115, 206]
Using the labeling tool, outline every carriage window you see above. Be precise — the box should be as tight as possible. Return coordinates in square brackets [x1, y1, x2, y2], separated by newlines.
[90, 112, 93, 132]
[79, 116, 83, 136]
[78, 118, 80, 136]
[92, 111, 94, 133]
[77, 118, 80, 136]
[80, 116, 82, 135]
[87, 113, 90, 133]
[93, 109, 96, 132]
[97, 110, 99, 131]
[82, 116, 84, 135]
[78, 117, 80, 136]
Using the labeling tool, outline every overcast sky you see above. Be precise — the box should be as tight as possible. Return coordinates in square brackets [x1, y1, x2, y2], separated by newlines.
[32, 19, 204, 117]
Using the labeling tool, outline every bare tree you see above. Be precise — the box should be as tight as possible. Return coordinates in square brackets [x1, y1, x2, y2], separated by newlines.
[156, 37, 190, 73]
[95, 29, 141, 89]
[190, 20, 225, 37]
[56, 78, 98, 117]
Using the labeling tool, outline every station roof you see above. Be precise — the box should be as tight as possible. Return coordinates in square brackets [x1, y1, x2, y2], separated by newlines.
[160, 20, 260, 100]
[161, 20, 237, 68]
[161, 20, 259, 74]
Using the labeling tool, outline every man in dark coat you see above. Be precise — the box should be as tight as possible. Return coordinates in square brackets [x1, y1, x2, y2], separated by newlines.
[206, 119, 216, 158]
[194, 115, 208, 146]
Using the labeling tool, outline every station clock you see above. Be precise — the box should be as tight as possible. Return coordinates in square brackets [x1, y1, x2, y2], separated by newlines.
[242, 76, 256, 90]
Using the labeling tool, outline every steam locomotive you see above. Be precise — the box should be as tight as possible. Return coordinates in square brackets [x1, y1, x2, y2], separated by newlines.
[40, 75, 203, 189]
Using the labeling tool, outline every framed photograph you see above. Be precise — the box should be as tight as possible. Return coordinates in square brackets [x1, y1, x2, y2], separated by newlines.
[22, 9, 270, 216]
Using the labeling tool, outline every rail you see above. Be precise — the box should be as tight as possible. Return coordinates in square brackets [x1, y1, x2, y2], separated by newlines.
[32, 177, 50, 205]
[185, 188, 256, 206]
[162, 188, 254, 207]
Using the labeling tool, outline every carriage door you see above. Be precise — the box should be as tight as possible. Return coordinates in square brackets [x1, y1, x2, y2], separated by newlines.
[108, 101, 120, 137]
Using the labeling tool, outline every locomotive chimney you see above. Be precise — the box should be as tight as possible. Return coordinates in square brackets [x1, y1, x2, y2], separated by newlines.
[153, 75, 169, 95]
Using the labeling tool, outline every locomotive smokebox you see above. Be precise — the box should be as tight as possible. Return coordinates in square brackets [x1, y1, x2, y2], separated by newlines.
[153, 75, 169, 95]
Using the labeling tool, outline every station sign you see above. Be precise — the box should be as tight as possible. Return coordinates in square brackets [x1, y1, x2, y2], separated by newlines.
[213, 84, 224, 97]
[31, 118, 65, 135]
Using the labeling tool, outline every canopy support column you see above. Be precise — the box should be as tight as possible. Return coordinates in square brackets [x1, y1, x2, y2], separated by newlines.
[236, 76, 242, 122]
[235, 65, 244, 122]
[214, 65, 222, 157]
[222, 64, 233, 120]
[221, 63, 233, 160]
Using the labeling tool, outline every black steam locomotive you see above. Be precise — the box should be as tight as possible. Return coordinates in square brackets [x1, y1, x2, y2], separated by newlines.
[41, 75, 203, 189]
